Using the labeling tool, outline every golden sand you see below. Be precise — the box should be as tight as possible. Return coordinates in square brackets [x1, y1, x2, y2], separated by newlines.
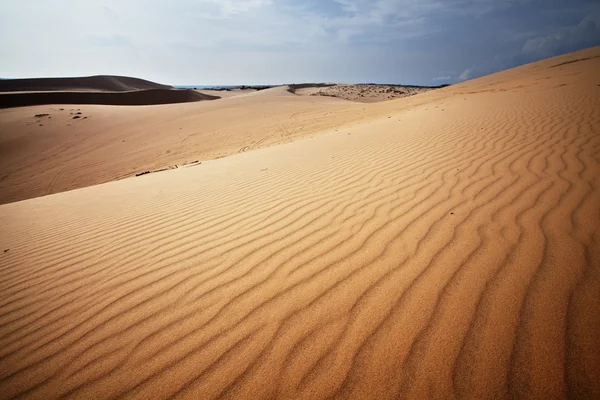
[1, 47, 599, 399]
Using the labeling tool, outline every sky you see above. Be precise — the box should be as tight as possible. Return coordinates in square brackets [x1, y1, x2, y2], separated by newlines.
[1, 0, 599, 86]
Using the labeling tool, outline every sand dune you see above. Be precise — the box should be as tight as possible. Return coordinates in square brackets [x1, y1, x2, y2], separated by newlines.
[0, 75, 173, 92]
[0, 89, 218, 109]
[1, 47, 600, 399]
[293, 84, 442, 103]
[0, 86, 365, 204]
[0, 89, 218, 108]
[0, 75, 217, 110]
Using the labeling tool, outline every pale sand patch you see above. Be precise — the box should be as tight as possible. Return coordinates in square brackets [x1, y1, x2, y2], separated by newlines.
[196, 89, 260, 98]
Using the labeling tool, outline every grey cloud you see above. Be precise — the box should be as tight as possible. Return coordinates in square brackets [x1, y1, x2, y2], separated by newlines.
[522, 13, 600, 56]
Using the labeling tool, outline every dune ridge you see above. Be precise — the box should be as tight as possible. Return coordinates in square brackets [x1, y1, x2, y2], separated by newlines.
[0, 47, 599, 399]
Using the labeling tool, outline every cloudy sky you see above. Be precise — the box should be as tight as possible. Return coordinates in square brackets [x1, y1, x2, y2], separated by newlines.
[1, 0, 599, 85]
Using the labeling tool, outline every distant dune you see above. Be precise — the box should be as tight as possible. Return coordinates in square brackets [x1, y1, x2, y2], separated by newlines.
[290, 83, 442, 103]
[0, 89, 219, 108]
[1, 47, 599, 399]
[0, 75, 218, 108]
[196, 88, 259, 98]
[287, 83, 336, 93]
[0, 75, 173, 92]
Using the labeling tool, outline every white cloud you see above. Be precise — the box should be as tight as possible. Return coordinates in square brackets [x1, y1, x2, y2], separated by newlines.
[213, 0, 273, 14]
[433, 75, 451, 81]
[458, 68, 473, 80]
[189, 0, 274, 18]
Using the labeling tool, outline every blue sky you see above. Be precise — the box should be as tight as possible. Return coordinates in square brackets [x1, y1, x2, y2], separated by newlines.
[1, 0, 598, 85]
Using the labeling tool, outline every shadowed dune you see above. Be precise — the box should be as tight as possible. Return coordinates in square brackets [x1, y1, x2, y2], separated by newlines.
[0, 75, 218, 109]
[0, 75, 173, 92]
[0, 89, 219, 108]
[0, 47, 599, 399]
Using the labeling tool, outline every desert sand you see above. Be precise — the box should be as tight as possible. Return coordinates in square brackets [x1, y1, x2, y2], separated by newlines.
[0, 47, 599, 399]
[0, 86, 369, 204]
[294, 84, 440, 103]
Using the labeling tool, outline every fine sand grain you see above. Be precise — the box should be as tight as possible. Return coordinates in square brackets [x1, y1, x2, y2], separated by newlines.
[0, 47, 599, 399]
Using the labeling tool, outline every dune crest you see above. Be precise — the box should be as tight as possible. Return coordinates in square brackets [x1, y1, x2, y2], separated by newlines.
[0, 47, 599, 399]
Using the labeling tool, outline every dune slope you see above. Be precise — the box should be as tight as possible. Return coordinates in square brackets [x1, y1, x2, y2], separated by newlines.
[0, 47, 599, 399]
[0, 87, 366, 204]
